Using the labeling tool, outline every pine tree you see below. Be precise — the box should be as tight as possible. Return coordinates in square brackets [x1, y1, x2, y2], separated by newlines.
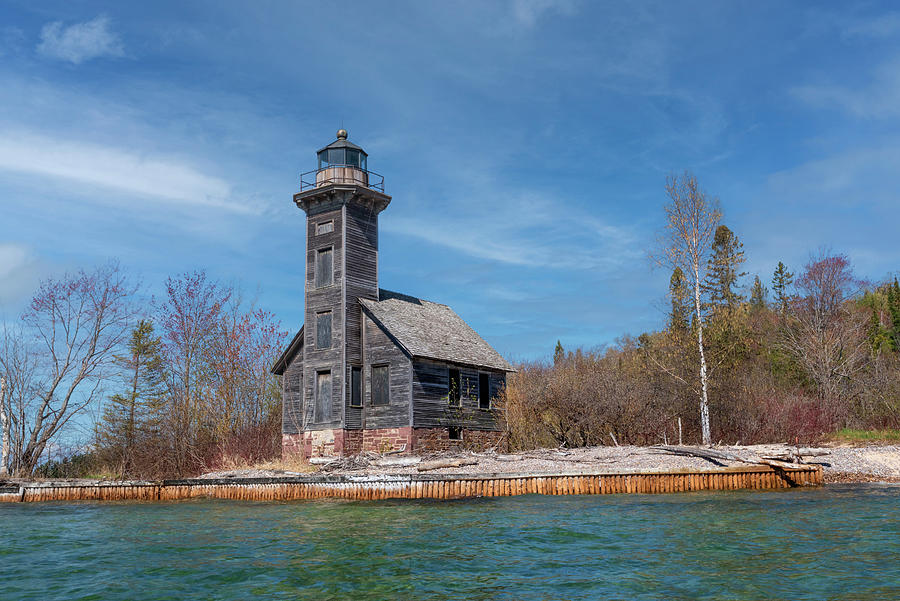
[750, 275, 768, 311]
[703, 225, 746, 313]
[867, 306, 890, 355]
[553, 340, 565, 365]
[669, 267, 691, 338]
[97, 320, 164, 476]
[771, 261, 794, 314]
[888, 279, 900, 352]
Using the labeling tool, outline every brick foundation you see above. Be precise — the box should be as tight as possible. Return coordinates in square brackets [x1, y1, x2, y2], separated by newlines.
[283, 427, 504, 459]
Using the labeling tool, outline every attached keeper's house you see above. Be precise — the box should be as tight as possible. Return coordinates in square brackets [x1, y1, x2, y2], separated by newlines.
[273, 130, 514, 458]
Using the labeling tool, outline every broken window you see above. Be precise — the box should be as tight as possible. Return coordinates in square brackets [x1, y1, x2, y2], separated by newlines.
[448, 368, 461, 407]
[479, 373, 491, 409]
[448, 426, 462, 440]
[350, 366, 362, 407]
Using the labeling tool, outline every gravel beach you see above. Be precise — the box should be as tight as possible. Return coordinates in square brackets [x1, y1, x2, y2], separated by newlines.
[199, 444, 900, 483]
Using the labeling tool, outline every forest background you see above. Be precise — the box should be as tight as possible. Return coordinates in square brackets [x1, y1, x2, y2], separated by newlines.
[1, 175, 898, 478]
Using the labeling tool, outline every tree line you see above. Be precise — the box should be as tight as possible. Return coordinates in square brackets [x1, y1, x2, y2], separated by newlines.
[2, 172, 896, 476]
[500, 172, 900, 449]
[0, 264, 286, 478]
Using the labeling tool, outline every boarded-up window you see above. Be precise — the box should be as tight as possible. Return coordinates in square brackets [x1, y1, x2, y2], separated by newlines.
[449, 368, 461, 406]
[350, 366, 362, 407]
[315, 248, 333, 288]
[479, 373, 491, 409]
[316, 312, 332, 349]
[316, 220, 334, 235]
[315, 370, 331, 422]
[372, 365, 389, 406]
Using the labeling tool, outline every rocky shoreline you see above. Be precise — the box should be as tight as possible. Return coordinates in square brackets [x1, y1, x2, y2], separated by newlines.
[3, 444, 898, 487]
[197, 443, 900, 484]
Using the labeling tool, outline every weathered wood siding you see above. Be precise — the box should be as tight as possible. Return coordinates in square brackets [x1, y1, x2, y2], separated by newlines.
[281, 345, 304, 435]
[363, 314, 411, 429]
[343, 200, 380, 429]
[303, 200, 344, 430]
[412, 359, 505, 430]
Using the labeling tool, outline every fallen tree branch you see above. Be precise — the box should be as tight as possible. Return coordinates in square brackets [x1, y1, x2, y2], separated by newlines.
[652, 445, 755, 466]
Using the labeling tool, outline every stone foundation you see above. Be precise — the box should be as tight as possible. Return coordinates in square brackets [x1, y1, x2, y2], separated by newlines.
[283, 427, 504, 459]
[412, 427, 504, 453]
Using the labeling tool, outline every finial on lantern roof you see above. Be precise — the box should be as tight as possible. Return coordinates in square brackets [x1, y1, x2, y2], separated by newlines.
[336, 128, 348, 140]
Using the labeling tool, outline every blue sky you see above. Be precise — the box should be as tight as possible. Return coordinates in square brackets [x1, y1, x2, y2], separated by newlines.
[0, 1, 898, 361]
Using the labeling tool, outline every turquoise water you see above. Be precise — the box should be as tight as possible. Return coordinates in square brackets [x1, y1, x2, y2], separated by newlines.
[1, 484, 899, 600]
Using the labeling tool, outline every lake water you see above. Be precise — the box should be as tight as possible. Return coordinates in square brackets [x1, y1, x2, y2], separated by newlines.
[1, 484, 899, 600]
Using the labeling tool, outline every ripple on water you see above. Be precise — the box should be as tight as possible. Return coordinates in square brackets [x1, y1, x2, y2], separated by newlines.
[1, 484, 899, 600]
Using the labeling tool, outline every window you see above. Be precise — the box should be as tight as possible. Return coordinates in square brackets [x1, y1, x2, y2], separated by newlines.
[479, 373, 491, 410]
[315, 248, 333, 288]
[448, 426, 462, 440]
[448, 368, 461, 407]
[327, 148, 345, 166]
[316, 312, 332, 349]
[315, 370, 332, 423]
[316, 220, 334, 235]
[350, 366, 362, 407]
[372, 365, 390, 406]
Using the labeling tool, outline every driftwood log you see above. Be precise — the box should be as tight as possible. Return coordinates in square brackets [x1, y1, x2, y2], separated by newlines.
[653, 445, 830, 468]
[373, 456, 422, 468]
[417, 458, 478, 472]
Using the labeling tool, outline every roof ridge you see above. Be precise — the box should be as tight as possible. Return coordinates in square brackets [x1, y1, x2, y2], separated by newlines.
[378, 288, 449, 307]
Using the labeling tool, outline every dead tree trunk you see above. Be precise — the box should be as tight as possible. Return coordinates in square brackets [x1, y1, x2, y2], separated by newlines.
[0, 376, 8, 477]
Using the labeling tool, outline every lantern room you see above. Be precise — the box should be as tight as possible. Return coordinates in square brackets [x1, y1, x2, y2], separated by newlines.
[317, 129, 367, 171]
[309, 129, 370, 190]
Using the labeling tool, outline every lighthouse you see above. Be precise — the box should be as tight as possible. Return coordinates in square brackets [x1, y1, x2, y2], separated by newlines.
[273, 130, 513, 458]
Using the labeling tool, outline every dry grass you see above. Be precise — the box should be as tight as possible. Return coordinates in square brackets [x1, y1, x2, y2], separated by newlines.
[210, 454, 317, 474]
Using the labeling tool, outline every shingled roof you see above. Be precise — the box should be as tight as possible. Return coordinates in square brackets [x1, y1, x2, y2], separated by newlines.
[360, 289, 514, 372]
[271, 325, 303, 376]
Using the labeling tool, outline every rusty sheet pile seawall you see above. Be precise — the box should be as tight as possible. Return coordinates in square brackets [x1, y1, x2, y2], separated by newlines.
[0, 465, 822, 503]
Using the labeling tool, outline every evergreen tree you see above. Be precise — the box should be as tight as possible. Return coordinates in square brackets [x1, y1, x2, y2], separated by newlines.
[96, 320, 164, 476]
[553, 340, 565, 364]
[889, 279, 900, 352]
[668, 267, 691, 338]
[771, 261, 794, 314]
[750, 275, 768, 311]
[703, 225, 746, 313]
[868, 306, 891, 355]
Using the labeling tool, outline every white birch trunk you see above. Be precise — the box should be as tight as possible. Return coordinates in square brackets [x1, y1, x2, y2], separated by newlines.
[1, 376, 8, 476]
[694, 261, 711, 446]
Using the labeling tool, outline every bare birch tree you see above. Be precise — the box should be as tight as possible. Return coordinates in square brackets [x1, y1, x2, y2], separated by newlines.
[653, 172, 721, 445]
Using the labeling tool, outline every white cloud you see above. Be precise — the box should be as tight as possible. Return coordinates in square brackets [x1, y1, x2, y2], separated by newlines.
[767, 145, 900, 206]
[382, 190, 638, 270]
[791, 57, 900, 119]
[37, 16, 124, 64]
[0, 131, 251, 213]
[511, 0, 578, 28]
[0, 243, 41, 305]
[842, 12, 900, 39]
